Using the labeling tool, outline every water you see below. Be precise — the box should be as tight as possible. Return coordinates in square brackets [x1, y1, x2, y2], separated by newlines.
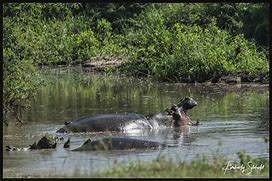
[3, 67, 269, 177]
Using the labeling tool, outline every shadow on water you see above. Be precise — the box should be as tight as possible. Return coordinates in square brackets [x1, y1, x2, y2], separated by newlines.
[3, 67, 269, 177]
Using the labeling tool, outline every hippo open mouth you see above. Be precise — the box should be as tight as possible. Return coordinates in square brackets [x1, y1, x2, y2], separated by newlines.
[177, 97, 197, 110]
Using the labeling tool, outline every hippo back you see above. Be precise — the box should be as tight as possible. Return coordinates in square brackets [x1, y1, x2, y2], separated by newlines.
[56, 113, 152, 133]
[72, 137, 167, 151]
[147, 111, 173, 129]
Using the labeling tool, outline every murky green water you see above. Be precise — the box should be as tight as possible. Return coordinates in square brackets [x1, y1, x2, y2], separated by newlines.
[3, 66, 269, 178]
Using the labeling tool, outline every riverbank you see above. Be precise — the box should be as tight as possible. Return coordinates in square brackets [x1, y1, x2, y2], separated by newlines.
[48, 58, 270, 85]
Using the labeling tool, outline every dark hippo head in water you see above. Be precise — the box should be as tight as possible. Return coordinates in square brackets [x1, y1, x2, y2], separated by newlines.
[56, 97, 197, 133]
[6, 136, 58, 151]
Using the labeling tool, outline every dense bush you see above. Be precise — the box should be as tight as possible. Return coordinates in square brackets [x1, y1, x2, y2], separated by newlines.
[3, 48, 41, 125]
[150, 3, 269, 47]
[121, 6, 268, 82]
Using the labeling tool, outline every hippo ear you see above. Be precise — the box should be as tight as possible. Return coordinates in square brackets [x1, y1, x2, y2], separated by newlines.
[185, 96, 191, 100]
[167, 110, 174, 115]
[64, 121, 71, 125]
[83, 139, 92, 145]
[171, 104, 177, 111]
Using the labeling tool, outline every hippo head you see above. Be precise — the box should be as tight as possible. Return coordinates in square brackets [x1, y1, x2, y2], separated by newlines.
[176, 97, 197, 110]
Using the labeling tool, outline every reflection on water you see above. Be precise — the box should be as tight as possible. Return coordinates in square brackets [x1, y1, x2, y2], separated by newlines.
[3, 67, 269, 177]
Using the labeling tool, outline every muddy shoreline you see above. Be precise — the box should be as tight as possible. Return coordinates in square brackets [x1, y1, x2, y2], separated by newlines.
[39, 56, 270, 86]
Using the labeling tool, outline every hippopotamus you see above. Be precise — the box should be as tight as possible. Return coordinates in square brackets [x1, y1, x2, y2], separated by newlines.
[72, 103, 202, 151]
[5, 136, 60, 151]
[72, 137, 173, 151]
[56, 97, 197, 133]
[6, 136, 176, 152]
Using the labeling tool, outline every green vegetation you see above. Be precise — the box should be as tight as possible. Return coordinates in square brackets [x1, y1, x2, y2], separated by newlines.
[3, 3, 269, 123]
[3, 49, 42, 125]
[91, 153, 269, 178]
[24, 152, 268, 178]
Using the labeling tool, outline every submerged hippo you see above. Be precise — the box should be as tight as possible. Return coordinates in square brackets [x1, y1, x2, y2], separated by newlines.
[56, 97, 197, 133]
[6, 137, 174, 152]
[6, 136, 59, 151]
[72, 137, 172, 151]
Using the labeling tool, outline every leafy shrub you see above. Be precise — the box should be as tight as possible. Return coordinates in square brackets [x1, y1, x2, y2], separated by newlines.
[3, 48, 41, 124]
[120, 7, 268, 82]
[73, 28, 100, 63]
